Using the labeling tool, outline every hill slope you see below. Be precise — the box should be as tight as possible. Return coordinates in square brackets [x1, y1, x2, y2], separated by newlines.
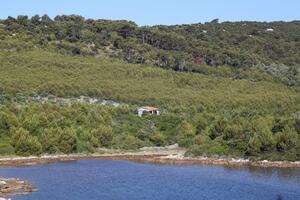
[0, 16, 300, 160]
[1, 15, 300, 86]
[0, 49, 298, 113]
[0, 47, 299, 160]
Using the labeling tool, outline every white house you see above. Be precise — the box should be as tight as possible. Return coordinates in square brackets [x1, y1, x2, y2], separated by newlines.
[138, 106, 160, 117]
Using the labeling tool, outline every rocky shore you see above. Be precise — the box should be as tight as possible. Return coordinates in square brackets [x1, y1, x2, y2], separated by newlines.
[140, 154, 300, 168]
[0, 149, 300, 168]
[0, 177, 37, 199]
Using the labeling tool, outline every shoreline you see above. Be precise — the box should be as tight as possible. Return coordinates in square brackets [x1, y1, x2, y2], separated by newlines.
[0, 150, 300, 168]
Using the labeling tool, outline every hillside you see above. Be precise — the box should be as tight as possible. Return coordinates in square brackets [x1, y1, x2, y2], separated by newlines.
[0, 16, 300, 161]
[0, 49, 298, 113]
[1, 15, 299, 86]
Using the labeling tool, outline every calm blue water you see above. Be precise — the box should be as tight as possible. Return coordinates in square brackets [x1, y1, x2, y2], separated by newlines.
[0, 160, 300, 200]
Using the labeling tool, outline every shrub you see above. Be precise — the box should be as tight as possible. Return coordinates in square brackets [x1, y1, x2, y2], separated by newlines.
[295, 117, 300, 134]
[186, 142, 229, 157]
[120, 135, 143, 150]
[195, 116, 208, 133]
[223, 124, 243, 140]
[259, 129, 276, 152]
[10, 128, 42, 156]
[58, 127, 77, 154]
[209, 117, 228, 140]
[276, 126, 298, 152]
[40, 127, 62, 153]
[150, 132, 165, 146]
[77, 141, 96, 153]
[77, 130, 99, 153]
[194, 134, 211, 145]
[176, 120, 196, 147]
[247, 134, 262, 155]
[0, 143, 15, 155]
[92, 126, 113, 147]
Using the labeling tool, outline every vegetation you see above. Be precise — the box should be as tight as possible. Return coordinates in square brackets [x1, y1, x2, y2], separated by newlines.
[0, 15, 299, 86]
[0, 15, 299, 161]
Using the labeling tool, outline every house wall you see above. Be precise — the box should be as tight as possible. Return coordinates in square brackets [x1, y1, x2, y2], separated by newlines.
[138, 109, 144, 117]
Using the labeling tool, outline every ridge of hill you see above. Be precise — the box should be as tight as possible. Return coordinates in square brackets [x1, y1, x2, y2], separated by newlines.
[1, 15, 299, 86]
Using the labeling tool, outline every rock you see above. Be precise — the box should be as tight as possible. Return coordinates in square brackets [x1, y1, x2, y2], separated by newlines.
[0, 181, 7, 186]
[0, 178, 37, 198]
[166, 144, 179, 149]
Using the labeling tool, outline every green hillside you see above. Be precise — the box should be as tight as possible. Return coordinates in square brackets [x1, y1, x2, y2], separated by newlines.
[0, 49, 298, 113]
[0, 16, 300, 160]
[1, 15, 300, 86]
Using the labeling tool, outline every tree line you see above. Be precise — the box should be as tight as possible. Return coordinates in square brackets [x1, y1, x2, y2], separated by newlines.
[1, 15, 299, 86]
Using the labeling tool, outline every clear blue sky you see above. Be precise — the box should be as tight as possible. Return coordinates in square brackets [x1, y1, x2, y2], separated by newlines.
[1, 0, 299, 26]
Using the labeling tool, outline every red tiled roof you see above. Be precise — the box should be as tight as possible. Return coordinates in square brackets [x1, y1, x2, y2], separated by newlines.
[142, 106, 159, 111]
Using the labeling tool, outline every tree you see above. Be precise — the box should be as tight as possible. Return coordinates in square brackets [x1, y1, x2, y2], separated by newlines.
[210, 18, 219, 24]
[31, 15, 41, 25]
[119, 24, 136, 38]
[16, 15, 29, 27]
[41, 14, 52, 25]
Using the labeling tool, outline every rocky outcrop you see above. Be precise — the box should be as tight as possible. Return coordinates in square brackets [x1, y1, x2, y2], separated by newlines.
[0, 178, 37, 198]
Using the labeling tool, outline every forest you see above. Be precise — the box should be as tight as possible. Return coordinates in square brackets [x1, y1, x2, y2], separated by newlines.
[1, 15, 299, 85]
[0, 15, 299, 161]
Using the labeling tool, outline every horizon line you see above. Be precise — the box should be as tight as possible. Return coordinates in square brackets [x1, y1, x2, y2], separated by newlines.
[0, 14, 299, 27]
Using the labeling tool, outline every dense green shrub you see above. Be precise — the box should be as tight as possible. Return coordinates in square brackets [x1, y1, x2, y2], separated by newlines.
[186, 141, 229, 157]
[176, 120, 196, 147]
[118, 135, 144, 150]
[92, 126, 113, 147]
[10, 128, 42, 156]
[276, 127, 298, 152]
[150, 132, 165, 146]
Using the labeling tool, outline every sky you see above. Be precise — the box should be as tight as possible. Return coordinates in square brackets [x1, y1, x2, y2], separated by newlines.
[0, 0, 299, 26]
